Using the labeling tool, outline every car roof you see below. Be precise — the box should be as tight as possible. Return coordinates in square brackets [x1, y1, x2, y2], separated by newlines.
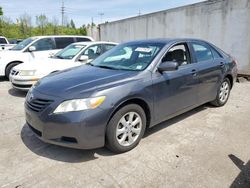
[30, 35, 94, 40]
[71, 41, 118, 46]
[123, 38, 209, 45]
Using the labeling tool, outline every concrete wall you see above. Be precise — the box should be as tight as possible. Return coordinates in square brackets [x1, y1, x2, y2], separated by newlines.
[99, 0, 250, 74]
[87, 26, 100, 41]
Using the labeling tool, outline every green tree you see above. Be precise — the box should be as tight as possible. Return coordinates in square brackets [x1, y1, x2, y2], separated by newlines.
[19, 13, 32, 38]
[79, 24, 87, 35]
[36, 14, 48, 35]
[70, 19, 76, 29]
[0, 7, 3, 16]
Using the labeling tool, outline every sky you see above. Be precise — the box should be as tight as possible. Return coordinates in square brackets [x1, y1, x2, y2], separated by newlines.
[0, 0, 206, 27]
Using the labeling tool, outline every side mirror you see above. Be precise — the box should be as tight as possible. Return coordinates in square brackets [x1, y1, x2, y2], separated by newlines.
[158, 61, 179, 73]
[28, 46, 36, 52]
[79, 55, 89, 62]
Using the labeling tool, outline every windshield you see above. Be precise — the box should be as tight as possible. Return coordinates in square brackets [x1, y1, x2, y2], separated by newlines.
[91, 42, 164, 71]
[54, 44, 86, 60]
[11, 37, 36, 51]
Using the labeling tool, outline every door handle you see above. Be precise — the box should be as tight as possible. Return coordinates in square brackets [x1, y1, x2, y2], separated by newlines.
[191, 69, 197, 77]
[220, 62, 225, 67]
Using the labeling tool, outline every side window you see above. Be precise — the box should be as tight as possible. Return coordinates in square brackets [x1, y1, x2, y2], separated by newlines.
[211, 47, 222, 59]
[192, 43, 213, 62]
[103, 44, 116, 53]
[82, 45, 102, 60]
[32, 38, 55, 51]
[55, 37, 74, 49]
[76, 37, 91, 42]
[0, 38, 8, 44]
[162, 43, 190, 66]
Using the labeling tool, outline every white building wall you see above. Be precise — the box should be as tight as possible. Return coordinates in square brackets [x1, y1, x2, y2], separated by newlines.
[99, 0, 250, 74]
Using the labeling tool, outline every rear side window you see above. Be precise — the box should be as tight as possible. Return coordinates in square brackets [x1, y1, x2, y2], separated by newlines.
[76, 37, 91, 42]
[55, 37, 75, 49]
[0, 38, 8, 44]
[32, 38, 56, 51]
[192, 43, 213, 62]
[211, 47, 222, 59]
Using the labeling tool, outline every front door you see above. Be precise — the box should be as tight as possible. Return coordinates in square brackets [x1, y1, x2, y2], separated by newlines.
[152, 43, 200, 123]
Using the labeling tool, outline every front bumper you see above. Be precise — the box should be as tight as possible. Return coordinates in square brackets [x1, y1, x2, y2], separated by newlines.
[10, 74, 40, 91]
[25, 89, 111, 149]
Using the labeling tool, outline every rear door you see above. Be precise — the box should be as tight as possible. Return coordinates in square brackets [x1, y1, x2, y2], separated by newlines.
[189, 41, 224, 104]
[152, 42, 200, 123]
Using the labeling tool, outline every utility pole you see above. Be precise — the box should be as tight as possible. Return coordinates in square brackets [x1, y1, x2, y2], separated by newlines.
[61, 1, 65, 26]
[138, 10, 141, 16]
[98, 12, 104, 23]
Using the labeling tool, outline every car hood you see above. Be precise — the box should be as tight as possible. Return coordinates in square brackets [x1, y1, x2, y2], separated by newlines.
[0, 50, 22, 59]
[14, 58, 72, 71]
[34, 65, 140, 99]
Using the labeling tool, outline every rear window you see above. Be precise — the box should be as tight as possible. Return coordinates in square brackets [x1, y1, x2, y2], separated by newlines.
[76, 37, 92, 42]
[55, 37, 75, 49]
[0, 38, 8, 44]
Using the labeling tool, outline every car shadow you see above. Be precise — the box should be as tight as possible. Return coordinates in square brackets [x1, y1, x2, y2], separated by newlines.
[21, 104, 211, 163]
[144, 104, 209, 137]
[21, 123, 114, 163]
[229, 154, 250, 188]
[0, 76, 8, 82]
[8, 88, 27, 98]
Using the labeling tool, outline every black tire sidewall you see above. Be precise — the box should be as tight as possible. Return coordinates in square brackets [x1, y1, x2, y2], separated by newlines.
[106, 104, 146, 153]
[5, 63, 20, 79]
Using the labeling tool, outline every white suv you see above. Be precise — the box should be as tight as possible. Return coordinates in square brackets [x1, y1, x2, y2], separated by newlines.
[0, 35, 94, 79]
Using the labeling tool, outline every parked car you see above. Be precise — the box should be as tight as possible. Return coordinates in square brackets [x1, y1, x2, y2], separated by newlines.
[25, 38, 238, 153]
[0, 35, 94, 79]
[0, 36, 15, 51]
[10, 41, 117, 91]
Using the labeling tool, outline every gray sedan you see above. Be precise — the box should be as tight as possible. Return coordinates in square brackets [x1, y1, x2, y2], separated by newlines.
[25, 38, 238, 153]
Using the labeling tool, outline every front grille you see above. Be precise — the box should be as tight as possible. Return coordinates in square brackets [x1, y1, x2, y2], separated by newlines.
[11, 69, 19, 76]
[26, 98, 54, 112]
[12, 83, 32, 88]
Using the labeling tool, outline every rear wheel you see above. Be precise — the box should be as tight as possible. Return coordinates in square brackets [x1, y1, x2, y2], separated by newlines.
[5, 62, 20, 80]
[211, 78, 231, 107]
[106, 104, 146, 153]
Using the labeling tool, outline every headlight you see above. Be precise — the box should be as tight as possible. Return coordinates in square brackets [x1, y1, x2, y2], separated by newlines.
[19, 70, 36, 76]
[53, 96, 106, 114]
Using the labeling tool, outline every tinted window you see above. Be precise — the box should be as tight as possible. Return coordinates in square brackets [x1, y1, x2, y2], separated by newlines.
[0, 38, 7, 44]
[162, 44, 190, 66]
[76, 37, 91, 42]
[192, 43, 213, 62]
[103, 44, 116, 53]
[82, 44, 102, 60]
[55, 37, 75, 49]
[32, 38, 56, 51]
[11, 37, 35, 51]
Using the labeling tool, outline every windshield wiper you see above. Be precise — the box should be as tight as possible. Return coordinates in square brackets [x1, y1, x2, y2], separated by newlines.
[95, 65, 117, 70]
[54, 55, 63, 59]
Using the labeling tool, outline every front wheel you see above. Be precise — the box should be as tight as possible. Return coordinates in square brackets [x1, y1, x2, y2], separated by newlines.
[5, 62, 20, 80]
[211, 78, 231, 107]
[106, 104, 146, 153]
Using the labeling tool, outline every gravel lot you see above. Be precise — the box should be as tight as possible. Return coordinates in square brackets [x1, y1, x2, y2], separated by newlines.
[0, 77, 249, 188]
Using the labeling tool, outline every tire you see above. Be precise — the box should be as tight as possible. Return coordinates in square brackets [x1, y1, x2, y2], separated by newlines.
[106, 104, 147, 153]
[210, 78, 231, 107]
[5, 62, 20, 80]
